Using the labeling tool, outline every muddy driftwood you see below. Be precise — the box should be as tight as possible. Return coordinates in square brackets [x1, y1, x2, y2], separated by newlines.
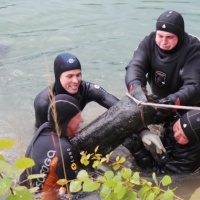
[71, 86, 156, 155]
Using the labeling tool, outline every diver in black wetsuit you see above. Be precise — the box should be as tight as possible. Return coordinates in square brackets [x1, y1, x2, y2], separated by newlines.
[34, 52, 119, 129]
[123, 110, 200, 174]
[125, 10, 200, 122]
[20, 94, 83, 199]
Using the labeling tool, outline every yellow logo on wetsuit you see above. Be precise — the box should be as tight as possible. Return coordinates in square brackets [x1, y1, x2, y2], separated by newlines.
[71, 163, 77, 170]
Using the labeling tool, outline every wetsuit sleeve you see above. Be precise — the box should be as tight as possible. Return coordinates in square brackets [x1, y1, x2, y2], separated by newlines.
[166, 42, 200, 106]
[34, 87, 50, 128]
[85, 82, 119, 109]
[125, 35, 151, 90]
[158, 144, 200, 174]
[122, 134, 156, 169]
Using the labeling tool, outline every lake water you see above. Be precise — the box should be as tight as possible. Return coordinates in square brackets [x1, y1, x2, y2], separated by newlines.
[0, 0, 200, 199]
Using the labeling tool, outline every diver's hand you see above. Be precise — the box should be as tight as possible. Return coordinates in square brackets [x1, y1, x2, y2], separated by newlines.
[128, 83, 148, 95]
[140, 129, 166, 154]
[152, 98, 174, 124]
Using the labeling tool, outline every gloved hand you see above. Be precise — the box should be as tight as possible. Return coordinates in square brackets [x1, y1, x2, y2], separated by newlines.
[128, 83, 148, 96]
[146, 94, 159, 103]
[140, 129, 166, 154]
[154, 98, 175, 123]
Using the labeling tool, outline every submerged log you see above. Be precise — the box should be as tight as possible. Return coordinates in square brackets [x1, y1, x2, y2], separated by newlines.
[71, 86, 156, 155]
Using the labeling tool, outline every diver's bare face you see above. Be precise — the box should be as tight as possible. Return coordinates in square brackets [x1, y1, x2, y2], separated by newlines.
[60, 69, 82, 94]
[156, 30, 178, 50]
[67, 112, 84, 138]
[173, 119, 189, 145]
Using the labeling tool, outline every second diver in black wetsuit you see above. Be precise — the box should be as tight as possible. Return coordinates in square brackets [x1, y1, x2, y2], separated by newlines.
[34, 52, 119, 129]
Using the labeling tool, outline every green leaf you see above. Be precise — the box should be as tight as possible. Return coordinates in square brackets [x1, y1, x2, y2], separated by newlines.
[12, 186, 26, 191]
[130, 172, 140, 185]
[147, 181, 152, 187]
[107, 151, 113, 157]
[77, 170, 89, 179]
[138, 184, 151, 198]
[103, 180, 115, 188]
[28, 173, 46, 180]
[163, 189, 174, 200]
[15, 187, 33, 200]
[0, 177, 12, 195]
[116, 185, 126, 199]
[106, 193, 118, 200]
[147, 192, 155, 200]
[152, 186, 160, 195]
[101, 157, 107, 163]
[83, 179, 100, 192]
[97, 175, 106, 182]
[70, 180, 82, 193]
[28, 186, 40, 194]
[122, 168, 132, 179]
[92, 160, 101, 168]
[161, 175, 172, 186]
[14, 158, 35, 169]
[104, 171, 114, 180]
[93, 182, 101, 190]
[157, 193, 164, 199]
[83, 159, 90, 166]
[0, 139, 15, 149]
[6, 195, 21, 200]
[116, 156, 120, 162]
[56, 179, 68, 186]
[94, 146, 99, 153]
[114, 181, 122, 193]
[113, 164, 120, 171]
[152, 172, 158, 186]
[123, 190, 137, 200]
[112, 174, 122, 183]
[119, 157, 126, 164]
[100, 186, 111, 198]
[0, 160, 12, 174]
[12, 185, 38, 194]
[94, 153, 101, 159]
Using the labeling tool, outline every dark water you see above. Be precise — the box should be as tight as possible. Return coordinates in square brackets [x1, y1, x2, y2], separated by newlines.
[0, 0, 200, 199]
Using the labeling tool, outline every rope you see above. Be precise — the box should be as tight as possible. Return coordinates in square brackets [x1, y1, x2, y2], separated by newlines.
[138, 104, 147, 128]
[126, 93, 200, 111]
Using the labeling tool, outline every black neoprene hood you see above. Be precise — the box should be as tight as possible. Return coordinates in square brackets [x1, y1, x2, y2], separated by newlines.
[156, 10, 185, 40]
[180, 110, 200, 145]
[53, 52, 82, 94]
[54, 52, 81, 82]
[48, 94, 81, 136]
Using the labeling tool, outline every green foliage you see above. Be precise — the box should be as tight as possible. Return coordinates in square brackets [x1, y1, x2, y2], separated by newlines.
[1, 138, 200, 200]
[80, 146, 113, 169]
[0, 139, 15, 149]
[0, 138, 42, 200]
[0, 177, 12, 195]
[14, 158, 35, 169]
[69, 146, 183, 200]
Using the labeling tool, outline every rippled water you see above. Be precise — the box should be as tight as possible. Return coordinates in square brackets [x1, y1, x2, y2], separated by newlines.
[0, 0, 200, 199]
